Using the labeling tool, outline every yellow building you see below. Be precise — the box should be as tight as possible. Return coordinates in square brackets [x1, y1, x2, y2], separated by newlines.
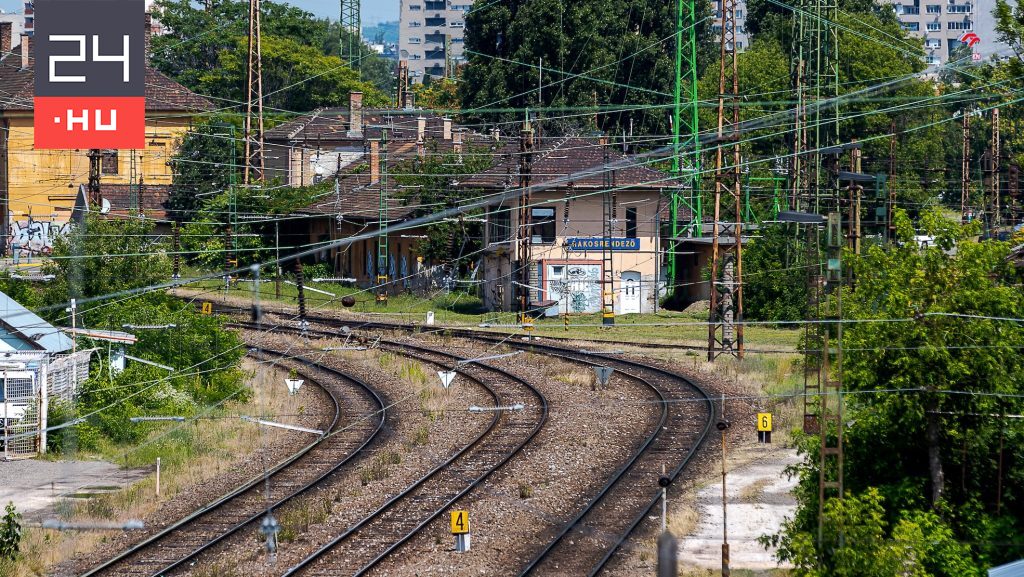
[0, 24, 211, 255]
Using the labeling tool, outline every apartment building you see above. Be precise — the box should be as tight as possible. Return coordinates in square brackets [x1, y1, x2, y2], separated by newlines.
[398, 0, 472, 82]
[884, 0, 994, 64]
[711, 0, 751, 52]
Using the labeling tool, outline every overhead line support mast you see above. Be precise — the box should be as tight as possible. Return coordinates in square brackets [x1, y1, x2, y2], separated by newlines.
[668, 0, 702, 296]
[243, 0, 265, 185]
[707, 0, 743, 361]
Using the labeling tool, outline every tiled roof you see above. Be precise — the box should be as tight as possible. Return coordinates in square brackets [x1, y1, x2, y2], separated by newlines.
[0, 45, 212, 112]
[461, 136, 677, 190]
[264, 108, 491, 149]
[296, 170, 417, 223]
[98, 184, 171, 218]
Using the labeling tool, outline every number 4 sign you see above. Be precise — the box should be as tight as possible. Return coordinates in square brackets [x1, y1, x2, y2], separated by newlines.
[451, 510, 470, 553]
[34, 0, 146, 149]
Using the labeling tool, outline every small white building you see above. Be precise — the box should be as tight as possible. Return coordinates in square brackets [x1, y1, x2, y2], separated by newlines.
[0, 291, 89, 459]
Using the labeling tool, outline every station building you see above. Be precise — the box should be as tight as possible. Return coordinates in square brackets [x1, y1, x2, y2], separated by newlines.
[464, 133, 681, 315]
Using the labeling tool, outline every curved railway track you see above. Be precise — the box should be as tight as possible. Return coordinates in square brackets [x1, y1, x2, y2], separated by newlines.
[291, 313, 716, 576]
[80, 349, 386, 577]
[209, 304, 715, 575]
[228, 321, 549, 577]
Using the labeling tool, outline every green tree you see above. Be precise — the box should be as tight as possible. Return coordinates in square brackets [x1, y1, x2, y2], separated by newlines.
[460, 0, 714, 137]
[769, 210, 1024, 573]
[198, 35, 388, 113]
[152, 0, 393, 108]
[0, 503, 20, 562]
[742, 224, 808, 321]
[168, 119, 240, 220]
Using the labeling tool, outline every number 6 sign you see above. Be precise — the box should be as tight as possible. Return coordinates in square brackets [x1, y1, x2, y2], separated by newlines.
[33, 0, 145, 149]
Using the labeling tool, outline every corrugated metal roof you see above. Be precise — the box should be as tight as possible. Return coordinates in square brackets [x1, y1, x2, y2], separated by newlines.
[990, 560, 1024, 577]
[0, 291, 73, 353]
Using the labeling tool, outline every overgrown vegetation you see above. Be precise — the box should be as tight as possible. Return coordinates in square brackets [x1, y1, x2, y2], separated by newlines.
[38, 216, 246, 454]
[765, 210, 1024, 574]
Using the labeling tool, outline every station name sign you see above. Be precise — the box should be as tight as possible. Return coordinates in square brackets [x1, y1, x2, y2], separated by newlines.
[34, 0, 146, 149]
[565, 237, 640, 252]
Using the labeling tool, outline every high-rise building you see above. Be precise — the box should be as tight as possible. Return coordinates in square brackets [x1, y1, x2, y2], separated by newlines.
[398, 0, 472, 82]
[712, 0, 750, 52]
[883, 0, 1012, 64]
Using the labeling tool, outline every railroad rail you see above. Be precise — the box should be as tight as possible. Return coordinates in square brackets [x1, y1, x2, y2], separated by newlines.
[79, 349, 386, 577]
[226, 321, 549, 577]
[287, 312, 715, 576]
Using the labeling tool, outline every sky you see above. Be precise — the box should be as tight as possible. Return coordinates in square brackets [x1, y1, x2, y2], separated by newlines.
[0, 0, 399, 25]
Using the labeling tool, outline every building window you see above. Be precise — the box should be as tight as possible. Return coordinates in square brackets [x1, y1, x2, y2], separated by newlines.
[409, 37, 421, 44]
[101, 151, 118, 175]
[947, 20, 972, 29]
[489, 206, 511, 243]
[927, 4, 941, 12]
[409, 21, 421, 27]
[530, 207, 556, 244]
[927, 22, 940, 30]
[948, 3, 971, 12]
[408, 4, 421, 9]
[926, 55, 941, 64]
[734, 9, 743, 18]
[902, 21, 920, 31]
[425, 0, 445, 9]
[926, 38, 942, 47]
[626, 207, 638, 239]
[425, 16, 446, 26]
[450, 21, 464, 28]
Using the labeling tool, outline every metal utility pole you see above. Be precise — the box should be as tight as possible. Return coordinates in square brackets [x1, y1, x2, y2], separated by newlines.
[243, 0, 264, 185]
[396, 60, 409, 108]
[340, 0, 360, 70]
[720, 393, 730, 577]
[991, 107, 1001, 230]
[87, 149, 101, 205]
[602, 142, 617, 327]
[790, 0, 839, 212]
[961, 110, 971, 222]
[707, 0, 743, 361]
[377, 127, 390, 303]
[516, 120, 535, 321]
[172, 223, 181, 279]
[887, 121, 897, 242]
[668, 0, 702, 293]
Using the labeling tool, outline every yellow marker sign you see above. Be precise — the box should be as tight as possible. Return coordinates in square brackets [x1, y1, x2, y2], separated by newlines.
[757, 412, 773, 432]
[450, 510, 470, 534]
[201, 302, 213, 315]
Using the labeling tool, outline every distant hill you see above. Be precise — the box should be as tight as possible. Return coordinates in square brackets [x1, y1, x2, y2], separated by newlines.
[363, 20, 398, 45]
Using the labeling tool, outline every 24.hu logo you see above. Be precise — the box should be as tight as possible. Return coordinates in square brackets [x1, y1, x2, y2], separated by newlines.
[33, 0, 145, 150]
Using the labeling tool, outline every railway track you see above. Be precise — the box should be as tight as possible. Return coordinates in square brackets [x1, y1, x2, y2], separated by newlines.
[228, 321, 549, 577]
[80, 349, 386, 577]
[210, 304, 714, 575]
[289, 313, 715, 576]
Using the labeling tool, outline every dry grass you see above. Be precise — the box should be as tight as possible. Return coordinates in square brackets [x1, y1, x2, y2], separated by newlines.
[739, 478, 774, 503]
[4, 360, 300, 577]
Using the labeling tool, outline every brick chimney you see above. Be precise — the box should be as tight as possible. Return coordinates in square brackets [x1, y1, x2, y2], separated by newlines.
[369, 139, 380, 184]
[0, 23, 11, 58]
[348, 91, 363, 137]
[453, 128, 463, 162]
[442, 116, 452, 140]
[20, 34, 29, 69]
[144, 13, 152, 60]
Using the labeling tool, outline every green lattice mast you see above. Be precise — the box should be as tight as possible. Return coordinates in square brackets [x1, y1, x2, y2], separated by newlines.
[668, 0, 702, 294]
[340, 0, 360, 70]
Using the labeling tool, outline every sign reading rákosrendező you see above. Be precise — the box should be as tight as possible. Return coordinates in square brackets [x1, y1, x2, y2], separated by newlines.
[565, 237, 640, 252]
[34, 0, 145, 149]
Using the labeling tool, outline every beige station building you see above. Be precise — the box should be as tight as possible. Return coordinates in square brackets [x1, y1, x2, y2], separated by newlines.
[463, 133, 682, 316]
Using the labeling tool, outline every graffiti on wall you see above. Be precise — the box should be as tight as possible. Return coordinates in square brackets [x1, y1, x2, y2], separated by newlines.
[545, 263, 602, 314]
[9, 218, 71, 257]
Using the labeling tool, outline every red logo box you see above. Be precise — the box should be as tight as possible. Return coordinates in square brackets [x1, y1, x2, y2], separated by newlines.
[34, 96, 145, 149]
